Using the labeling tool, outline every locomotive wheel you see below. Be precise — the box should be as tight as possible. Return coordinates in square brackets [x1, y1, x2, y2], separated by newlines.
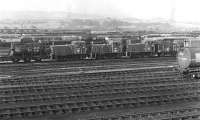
[35, 58, 42, 62]
[12, 58, 20, 63]
[24, 58, 31, 63]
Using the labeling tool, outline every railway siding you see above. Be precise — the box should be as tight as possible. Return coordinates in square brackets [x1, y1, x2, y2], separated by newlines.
[0, 58, 198, 120]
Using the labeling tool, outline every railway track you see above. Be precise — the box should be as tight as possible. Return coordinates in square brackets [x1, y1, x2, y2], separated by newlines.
[0, 57, 198, 120]
[0, 72, 178, 86]
[0, 57, 176, 66]
[13, 102, 200, 120]
[1, 66, 176, 84]
[0, 65, 199, 119]
[0, 57, 176, 77]
[0, 80, 199, 104]
[0, 90, 199, 119]
[78, 102, 200, 120]
[0, 63, 176, 77]
[1, 64, 177, 79]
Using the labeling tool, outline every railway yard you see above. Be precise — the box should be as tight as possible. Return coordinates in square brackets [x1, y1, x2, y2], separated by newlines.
[0, 57, 200, 120]
[1, 0, 200, 119]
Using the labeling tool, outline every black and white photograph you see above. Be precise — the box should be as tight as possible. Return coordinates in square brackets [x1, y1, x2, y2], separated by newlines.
[0, 0, 200, 120]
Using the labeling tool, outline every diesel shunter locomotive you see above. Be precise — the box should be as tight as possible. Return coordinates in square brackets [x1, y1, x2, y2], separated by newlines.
[177, 38, 200, 78]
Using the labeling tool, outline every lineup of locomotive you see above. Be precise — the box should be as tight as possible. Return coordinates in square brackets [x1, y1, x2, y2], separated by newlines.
[0, 33, 195, 62]
[0, 34, 191, 62]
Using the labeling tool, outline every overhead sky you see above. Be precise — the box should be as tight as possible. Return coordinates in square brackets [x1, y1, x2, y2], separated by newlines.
[0, 0, 199, 22]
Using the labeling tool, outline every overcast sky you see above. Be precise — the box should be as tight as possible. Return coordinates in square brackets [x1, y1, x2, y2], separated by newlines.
[0, 0, 199, 22]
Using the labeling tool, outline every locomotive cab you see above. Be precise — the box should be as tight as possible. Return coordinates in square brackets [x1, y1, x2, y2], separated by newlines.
[71, 41, 87, 59]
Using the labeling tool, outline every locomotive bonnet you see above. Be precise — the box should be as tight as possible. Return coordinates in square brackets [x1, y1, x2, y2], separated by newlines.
[177, 38, 200, 72]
